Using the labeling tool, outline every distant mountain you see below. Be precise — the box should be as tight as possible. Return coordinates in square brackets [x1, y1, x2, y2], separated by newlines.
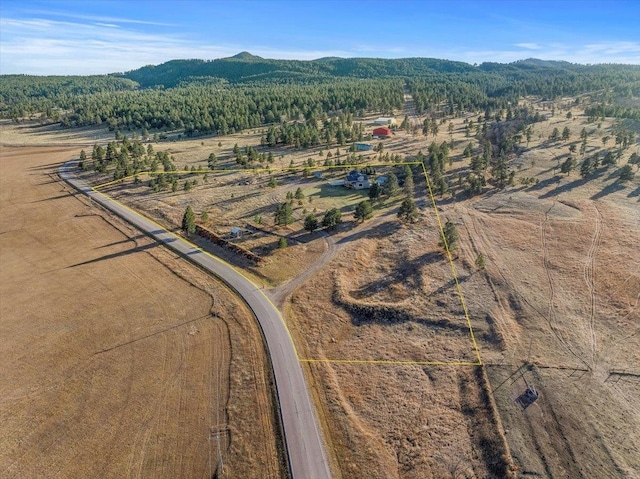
[118, 52, 640, 89]
[514, 58, 577, 68]
[226, 51, 264, 61]
[120, 52, 478, 88]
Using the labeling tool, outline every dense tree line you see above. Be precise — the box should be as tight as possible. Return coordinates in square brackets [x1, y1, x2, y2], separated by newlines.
[2, 55, 639, 131]
[585, 103, 640, 121]
[0, 75, 138, 121]
[3, 79, 403, 135]
[408, 65, 640, 118]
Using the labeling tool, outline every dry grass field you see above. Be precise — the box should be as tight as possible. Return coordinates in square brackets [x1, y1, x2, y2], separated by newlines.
[0, 142, 285, 478]
[281, 101, 639, 478]
[2, 92, 639, 478]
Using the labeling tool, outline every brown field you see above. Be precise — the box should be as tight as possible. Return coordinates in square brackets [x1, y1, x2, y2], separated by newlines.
[281, 101, 639, 478]
[2, 92, 639, 479]
[0, 144, 285, 478]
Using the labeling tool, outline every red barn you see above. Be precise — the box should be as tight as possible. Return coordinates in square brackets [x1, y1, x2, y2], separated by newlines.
[373, 127, 392, 138]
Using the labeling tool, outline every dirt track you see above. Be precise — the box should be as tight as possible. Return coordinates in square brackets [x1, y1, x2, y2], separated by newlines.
[456, 192, 640, 478]
[0, 145, 285, 478]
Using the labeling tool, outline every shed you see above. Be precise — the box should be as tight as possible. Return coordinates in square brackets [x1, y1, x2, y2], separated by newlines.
[354, 142, 373, 151]
[373, 127, 392, 138]
[374, 117, 396, 125]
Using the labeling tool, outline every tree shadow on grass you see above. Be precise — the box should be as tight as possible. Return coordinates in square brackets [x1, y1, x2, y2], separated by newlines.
[67, 242, 160, 268]
[97, 234, 146, 248]
[426, 274, 471, 299]
[351, 251, 442, 299]
[590, 181, 627, 200]
[538, 177, 590, 199]
[526, 175, 563, 192]
[605, 166, 626, 181]
[28, 161, 67, 171]
[30, 191, 79, 203]
[628, 185, 640, 199]
[336, 219, 402, 245]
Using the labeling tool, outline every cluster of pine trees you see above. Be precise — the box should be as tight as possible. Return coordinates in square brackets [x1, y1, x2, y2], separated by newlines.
[2, 56, 639, 132]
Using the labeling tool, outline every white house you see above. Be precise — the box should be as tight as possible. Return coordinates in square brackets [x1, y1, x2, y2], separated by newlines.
[345, 170, 371, 189]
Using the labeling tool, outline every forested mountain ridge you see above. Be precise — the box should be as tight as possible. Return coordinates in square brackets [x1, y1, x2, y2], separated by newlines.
[119, 54, 640, 89]
[1, 54, 639, 127]
[121, 54, 478, 87]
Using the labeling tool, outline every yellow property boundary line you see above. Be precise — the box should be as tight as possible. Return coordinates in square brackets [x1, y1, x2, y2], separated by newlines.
[89, 161, 483, 366]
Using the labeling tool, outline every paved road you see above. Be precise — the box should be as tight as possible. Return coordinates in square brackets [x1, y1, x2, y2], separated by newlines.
[59, 161, 331, 479]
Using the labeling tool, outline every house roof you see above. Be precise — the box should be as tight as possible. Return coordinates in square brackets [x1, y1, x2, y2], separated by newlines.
[373, 126, 392, 135]
[346, 170, 368, 182]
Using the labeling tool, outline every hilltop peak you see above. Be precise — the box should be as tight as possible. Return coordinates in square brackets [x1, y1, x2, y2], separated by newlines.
[228, 51, 263, 61]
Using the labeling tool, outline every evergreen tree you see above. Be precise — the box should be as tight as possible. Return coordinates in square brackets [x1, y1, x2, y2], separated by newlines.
[385, 172, 399, 196]
[397, 197, 419, 223]
[602, 150, 616, 166]
[207, 152, 217, 169]
[322, 208, 342, 229]
[463, 142, 473, 159]
[354, 200, 373, 222]
[439, 220, 459, 251]
[274, 202, 293, 225]
[619, 164, 635, 182]
[491, 154, 509, 188]
[403, 165, 414, 197]
[304, 214, 319, 232]
[368, 182, 381, 201]
[181, 205, 196, 235]
[580, 157, 595, 178]
[560, 156, 576, 175]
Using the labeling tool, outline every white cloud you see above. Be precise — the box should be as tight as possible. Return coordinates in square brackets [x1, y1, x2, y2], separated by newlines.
[0, 16, 366, 74]
[0, 17, 234, 74]
[515, 43, 541, 50]
[26, 9, 178, 27]
[2, 15, 639, 75]
[351, 44, 406, 55]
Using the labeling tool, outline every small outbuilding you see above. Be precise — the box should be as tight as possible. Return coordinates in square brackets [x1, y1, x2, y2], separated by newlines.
[354, 142, 373, 151]
[373, 127, 392, 138]
[374, 117, 396, 125]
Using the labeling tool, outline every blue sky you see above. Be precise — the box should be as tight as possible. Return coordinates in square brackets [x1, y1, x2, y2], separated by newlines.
[1, 0, 639, 75]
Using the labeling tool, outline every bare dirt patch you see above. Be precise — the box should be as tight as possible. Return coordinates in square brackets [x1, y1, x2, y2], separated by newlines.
[0, 145, 285, 478]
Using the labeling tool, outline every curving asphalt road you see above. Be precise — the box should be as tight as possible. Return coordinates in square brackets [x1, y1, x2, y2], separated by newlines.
[59, 161, 331, 479]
